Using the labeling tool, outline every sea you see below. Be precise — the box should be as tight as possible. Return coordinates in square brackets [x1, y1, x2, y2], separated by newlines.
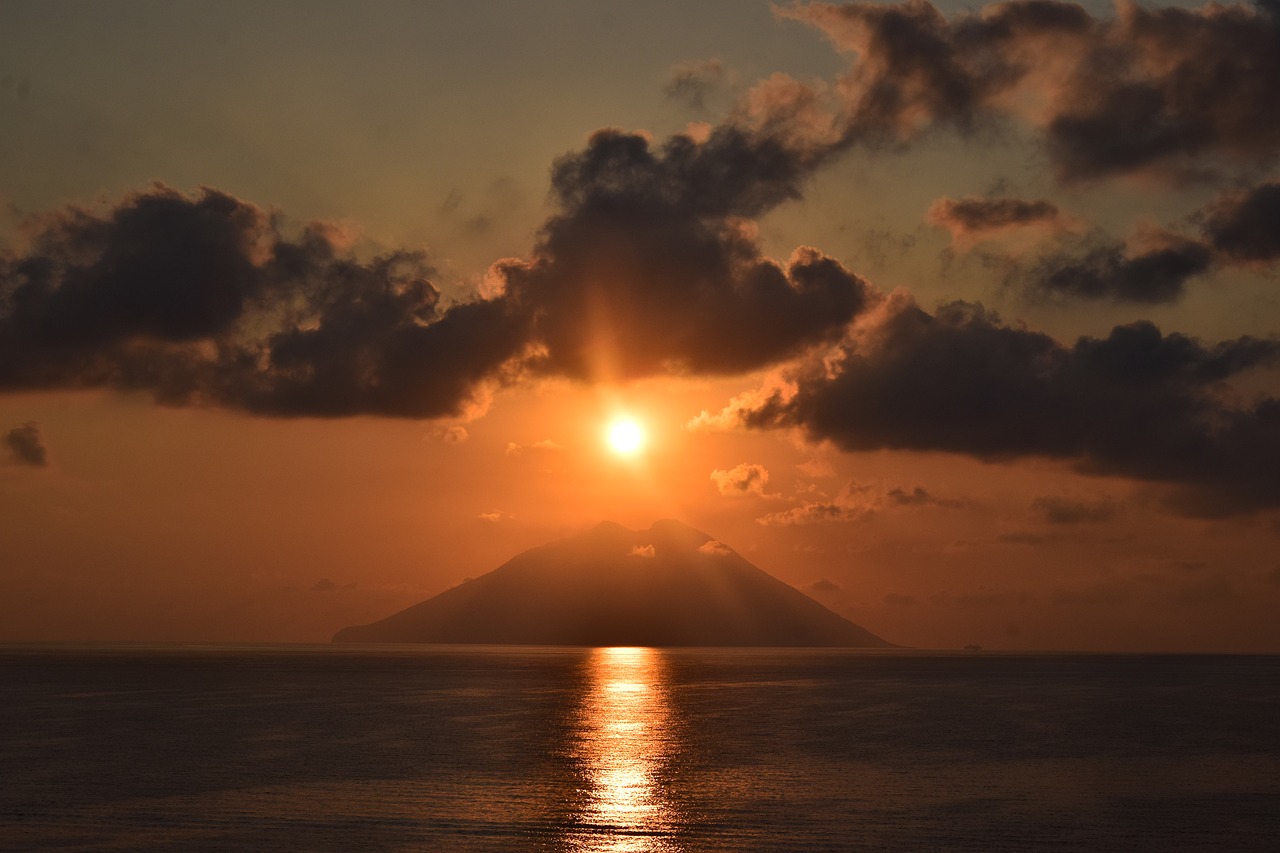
[2, 645, 1277, 852]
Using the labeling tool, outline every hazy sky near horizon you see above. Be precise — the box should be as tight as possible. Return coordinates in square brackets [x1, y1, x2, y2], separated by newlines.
[3, 0, 1280, 651]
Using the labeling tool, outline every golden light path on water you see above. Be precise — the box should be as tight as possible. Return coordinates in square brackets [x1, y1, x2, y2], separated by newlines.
[564, 647, 683, 853]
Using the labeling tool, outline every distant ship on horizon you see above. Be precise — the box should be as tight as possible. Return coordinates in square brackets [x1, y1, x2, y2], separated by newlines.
[334, 519, 896, 648]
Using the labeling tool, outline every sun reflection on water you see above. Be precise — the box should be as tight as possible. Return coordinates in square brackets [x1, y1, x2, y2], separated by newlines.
[565, 646, 682, 852]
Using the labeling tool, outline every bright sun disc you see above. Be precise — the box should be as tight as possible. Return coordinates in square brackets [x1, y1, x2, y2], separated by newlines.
[606, 418, 646, 456]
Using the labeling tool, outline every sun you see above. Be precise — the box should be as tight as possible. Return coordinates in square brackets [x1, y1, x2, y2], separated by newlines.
[606, 417, 646, 456]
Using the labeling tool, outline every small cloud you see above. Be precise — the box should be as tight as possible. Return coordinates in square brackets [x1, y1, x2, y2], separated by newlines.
[1032, 496, 1115, 524]
[437, 425, 469, 444]
[804, 578, 842, 596]
[757, 480, 952, 525]
[4, 423, 47, 467]
[664, 58, 728, 111]
[311, 578, 337, 593]
[796, 456, 835, 478]
[711, 462, 771, 497]
[629, 544, 656, 558]
[697, 539, 733, 557]
[927, 195, 1071, 249]
[478, 510, 512, 523]
[506, 439, 563, 456]
[758, 500, 871, 526]
[887, 486, 957, 507]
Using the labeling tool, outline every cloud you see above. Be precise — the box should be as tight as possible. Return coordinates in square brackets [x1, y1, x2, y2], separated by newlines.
[886, 485, 953, 507]
[629, 544, 656, 558]
[758, 500, 871, 526]
[2, 111, 878, 412]
[437, 425, 469, 443]
[1028, 231, 1213, 303]
[927, 196, 1067, 246]
[783, 0, 1280, 181]
[697, 539, 734, 556]
[1009, 180, 1280, 304]
[3, 422, 46, 466]
[497, 127, 876, 381]
[1201, 181, 1280, 263]
[1031, 495, 1115, 524]
[664, 59, 729, 110]
[506, 439, 563, 456]
[758, 479, 955, 524]
[478, 510, 512, 522]
[726, 296, 1280, 515]
[804, 577, 842, 596]
[710, 462, 771, 497]
[0, 185, 526, 418]
[311, 578, 337, 593]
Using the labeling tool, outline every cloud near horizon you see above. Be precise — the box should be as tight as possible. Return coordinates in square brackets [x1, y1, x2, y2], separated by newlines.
[719, 296, 1280, 516]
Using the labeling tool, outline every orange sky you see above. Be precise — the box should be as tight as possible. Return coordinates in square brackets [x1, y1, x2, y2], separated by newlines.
[2, 0, 1279, 650]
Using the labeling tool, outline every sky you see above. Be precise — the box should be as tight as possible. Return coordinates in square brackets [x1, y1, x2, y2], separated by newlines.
[2, 0, 1279, 651]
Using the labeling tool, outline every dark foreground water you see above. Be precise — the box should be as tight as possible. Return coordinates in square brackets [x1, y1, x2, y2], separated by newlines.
[2, 645, 1278, 852]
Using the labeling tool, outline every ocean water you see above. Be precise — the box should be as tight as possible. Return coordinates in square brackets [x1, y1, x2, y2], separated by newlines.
[2, 645, 1277, 852]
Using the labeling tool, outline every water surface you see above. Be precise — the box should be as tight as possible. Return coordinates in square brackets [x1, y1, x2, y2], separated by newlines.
[2, 645, 1277, 851]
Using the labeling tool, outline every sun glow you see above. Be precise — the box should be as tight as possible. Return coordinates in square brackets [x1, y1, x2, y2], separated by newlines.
[606, 417, 646, 456]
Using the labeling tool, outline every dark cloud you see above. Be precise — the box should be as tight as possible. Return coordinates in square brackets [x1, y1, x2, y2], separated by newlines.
[497, 128, 875, 380]
[4, 422, 46, 466]
[785, 0, 1280, 181]
[730, 297, 1280, 515]
[0, 186, 524, 418]
[928, 196, 1064, 243]
[1011, 177, 1280, 304]
[1031, 495, 1114, 524]
[1027, 231, 1213, 304]
[664, 59, 728, 111]
[2, 140, 873, 413]
[1201, 181, 1280, 263]
[887, 485, 956, 507]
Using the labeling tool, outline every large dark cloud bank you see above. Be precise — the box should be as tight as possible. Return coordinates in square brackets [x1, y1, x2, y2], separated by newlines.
[3, 0, 1279, 515]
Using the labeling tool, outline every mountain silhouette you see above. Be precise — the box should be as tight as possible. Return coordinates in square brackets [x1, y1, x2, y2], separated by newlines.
[333, 520, 895, 647]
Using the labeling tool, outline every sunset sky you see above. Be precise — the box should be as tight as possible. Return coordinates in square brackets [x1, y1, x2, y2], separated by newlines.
[3, 0, 1279, 651]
